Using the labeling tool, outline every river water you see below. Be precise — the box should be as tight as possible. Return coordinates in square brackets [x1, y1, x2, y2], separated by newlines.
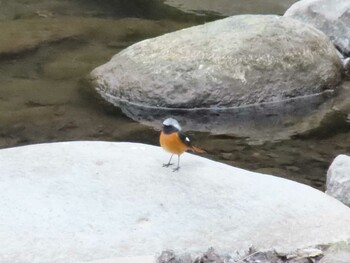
[0, 0, 349, 190]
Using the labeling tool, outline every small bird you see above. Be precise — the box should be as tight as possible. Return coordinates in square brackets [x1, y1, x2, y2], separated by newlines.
[159, 118, 205, 172]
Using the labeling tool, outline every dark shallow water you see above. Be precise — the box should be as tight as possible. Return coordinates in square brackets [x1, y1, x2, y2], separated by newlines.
[0, 0, 349, 190]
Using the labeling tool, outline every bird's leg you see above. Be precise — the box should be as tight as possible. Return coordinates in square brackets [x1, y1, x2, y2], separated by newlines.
[163, 154, 174, 167]
[172, 155, 180, 172]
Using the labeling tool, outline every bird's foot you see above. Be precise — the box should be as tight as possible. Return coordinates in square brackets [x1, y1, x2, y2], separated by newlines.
[163, 163, 173, 167]
[172, 167, 180, 172]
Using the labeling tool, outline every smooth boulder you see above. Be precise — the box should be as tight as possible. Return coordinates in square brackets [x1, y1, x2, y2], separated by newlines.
[1, 141, 350, 262]
[326, 154, 350, 207]
[284, 0, 350, 57]
[90, 15, 343, 140]
[90, 15, 342, 109]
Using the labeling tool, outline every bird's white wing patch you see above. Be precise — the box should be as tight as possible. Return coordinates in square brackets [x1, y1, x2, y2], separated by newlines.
[185, 137, 190, 142]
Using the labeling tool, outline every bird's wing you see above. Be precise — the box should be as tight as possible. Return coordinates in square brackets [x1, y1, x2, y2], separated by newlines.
[178, 132, 192, 147]
[178, 131, 206, 153]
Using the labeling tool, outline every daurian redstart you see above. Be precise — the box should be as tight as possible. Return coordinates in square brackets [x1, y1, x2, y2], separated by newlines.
[160, 118, 205, 171]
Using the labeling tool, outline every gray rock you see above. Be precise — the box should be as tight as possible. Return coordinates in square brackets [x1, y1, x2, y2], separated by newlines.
[90, 15, 343, 140]
[91, 15, 341, 109]
[284, 0, 350, 57]
[326, 155, 350, 207]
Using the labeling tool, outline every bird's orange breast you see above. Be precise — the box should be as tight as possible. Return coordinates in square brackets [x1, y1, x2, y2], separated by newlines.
[160, 131, 188, 155]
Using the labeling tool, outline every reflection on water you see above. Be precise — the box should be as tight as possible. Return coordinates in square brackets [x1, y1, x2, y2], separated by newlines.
[97, 88, 342, 141]
[0, 0, 349, 191]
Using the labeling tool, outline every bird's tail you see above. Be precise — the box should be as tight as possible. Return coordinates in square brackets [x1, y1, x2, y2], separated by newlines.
[189, 145, 206, 154]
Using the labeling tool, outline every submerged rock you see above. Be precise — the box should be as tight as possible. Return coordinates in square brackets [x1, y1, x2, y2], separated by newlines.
[0, 0, 111, 21]
[284, 0, 350, 57]
[0, 16, 191, 57]
[326, 155, 350, 207]
[90, 15, 343, 140]
[0, 17, 85, 56]
[163, 0, 298, 16]
[1, 141, 350, 262]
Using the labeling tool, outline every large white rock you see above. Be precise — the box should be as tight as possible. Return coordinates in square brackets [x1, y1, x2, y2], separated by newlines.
[1, 141, 350, 262]
[326, 155, 350, 207]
